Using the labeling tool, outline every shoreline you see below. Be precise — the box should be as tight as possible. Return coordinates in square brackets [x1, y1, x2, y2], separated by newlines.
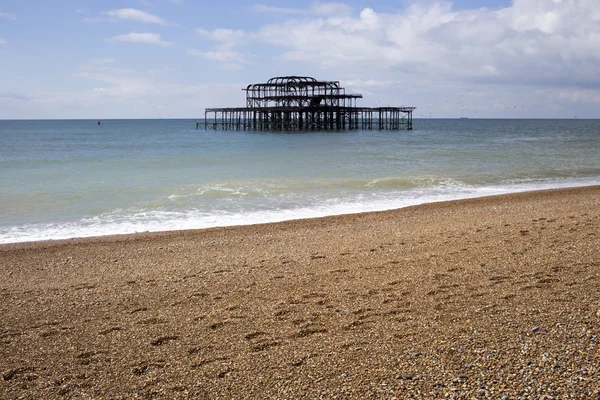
[2, 183, 599, 248]
[1, 186, 599, 398]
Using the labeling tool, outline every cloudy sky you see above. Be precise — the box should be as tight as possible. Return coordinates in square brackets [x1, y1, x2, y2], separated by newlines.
[1, 0, 599, 119]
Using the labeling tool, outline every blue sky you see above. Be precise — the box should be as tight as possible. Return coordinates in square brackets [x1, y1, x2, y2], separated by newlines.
[1, 0, 598, 119]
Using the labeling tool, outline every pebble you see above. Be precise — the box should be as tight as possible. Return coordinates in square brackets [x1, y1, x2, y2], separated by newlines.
[2, 186, 600, 398]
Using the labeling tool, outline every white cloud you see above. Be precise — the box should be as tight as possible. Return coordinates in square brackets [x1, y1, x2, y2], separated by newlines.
[88, 57, 116, 65]
[252, 4, 304, 14]
[196, 28, 245, 43]
[5, 1, 600, 119]
[75, 64, 157, 98]
[13, 62, 245, 118]
[343, 79, 393, 87]
[188, 47, 241, 63]
[193, 28, 249, 69]
[105, 8, 166, 25]
[78, 74, 154, 96]
[310, 2, 352, 16]
[187, 43, 248, 70]
[253, 0, 600, 90]
[0, 92, 28, 101]
[0, 12, 16, 20]
[0, 38, 5, 45]
[110, 32, 172, 47]
[555, 88, 600, 103]
[253, 2, 352, 16]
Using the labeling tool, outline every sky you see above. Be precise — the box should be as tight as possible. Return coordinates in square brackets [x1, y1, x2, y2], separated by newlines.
[1, 0, 599, 119]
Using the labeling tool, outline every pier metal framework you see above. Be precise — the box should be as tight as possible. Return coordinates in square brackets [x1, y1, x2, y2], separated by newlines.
[199, 76, 415, 131]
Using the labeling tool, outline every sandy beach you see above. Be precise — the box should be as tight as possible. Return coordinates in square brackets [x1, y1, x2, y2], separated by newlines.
[1, 186, 599, 399]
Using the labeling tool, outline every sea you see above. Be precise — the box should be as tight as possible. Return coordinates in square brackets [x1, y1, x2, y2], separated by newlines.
[1, 118, 599, 244]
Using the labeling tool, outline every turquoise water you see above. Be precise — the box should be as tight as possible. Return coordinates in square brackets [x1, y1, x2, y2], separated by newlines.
[1, 119, 599, 243]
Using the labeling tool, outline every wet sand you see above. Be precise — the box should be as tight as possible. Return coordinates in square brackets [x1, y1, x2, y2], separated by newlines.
[1, 186, 599, 399]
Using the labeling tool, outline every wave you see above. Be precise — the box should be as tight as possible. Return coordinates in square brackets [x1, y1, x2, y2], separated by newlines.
[161, 176, 468, 202]
[159, 168, 600, 205]
[2, 176, 599, 244]
[366, 176, 466, 189]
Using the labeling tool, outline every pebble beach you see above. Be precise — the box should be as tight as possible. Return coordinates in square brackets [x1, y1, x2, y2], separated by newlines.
[1, 186, 599, 399]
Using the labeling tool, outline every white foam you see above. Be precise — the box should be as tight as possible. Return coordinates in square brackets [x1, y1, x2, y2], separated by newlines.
[2, 177, 599, 244]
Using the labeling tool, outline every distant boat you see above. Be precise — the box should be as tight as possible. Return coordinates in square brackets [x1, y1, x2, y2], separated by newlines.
[97, 121, 101, 126]
[460, 117, 468, 119]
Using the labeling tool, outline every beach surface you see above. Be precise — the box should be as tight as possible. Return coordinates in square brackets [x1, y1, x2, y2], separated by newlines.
[1, 187, 599, 399]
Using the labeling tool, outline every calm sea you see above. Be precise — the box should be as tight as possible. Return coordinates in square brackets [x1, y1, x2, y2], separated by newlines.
[1, 119, 599, 244]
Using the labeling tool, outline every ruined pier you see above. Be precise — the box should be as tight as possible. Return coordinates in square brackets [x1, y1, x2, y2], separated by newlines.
[199, 76, 415, 131]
